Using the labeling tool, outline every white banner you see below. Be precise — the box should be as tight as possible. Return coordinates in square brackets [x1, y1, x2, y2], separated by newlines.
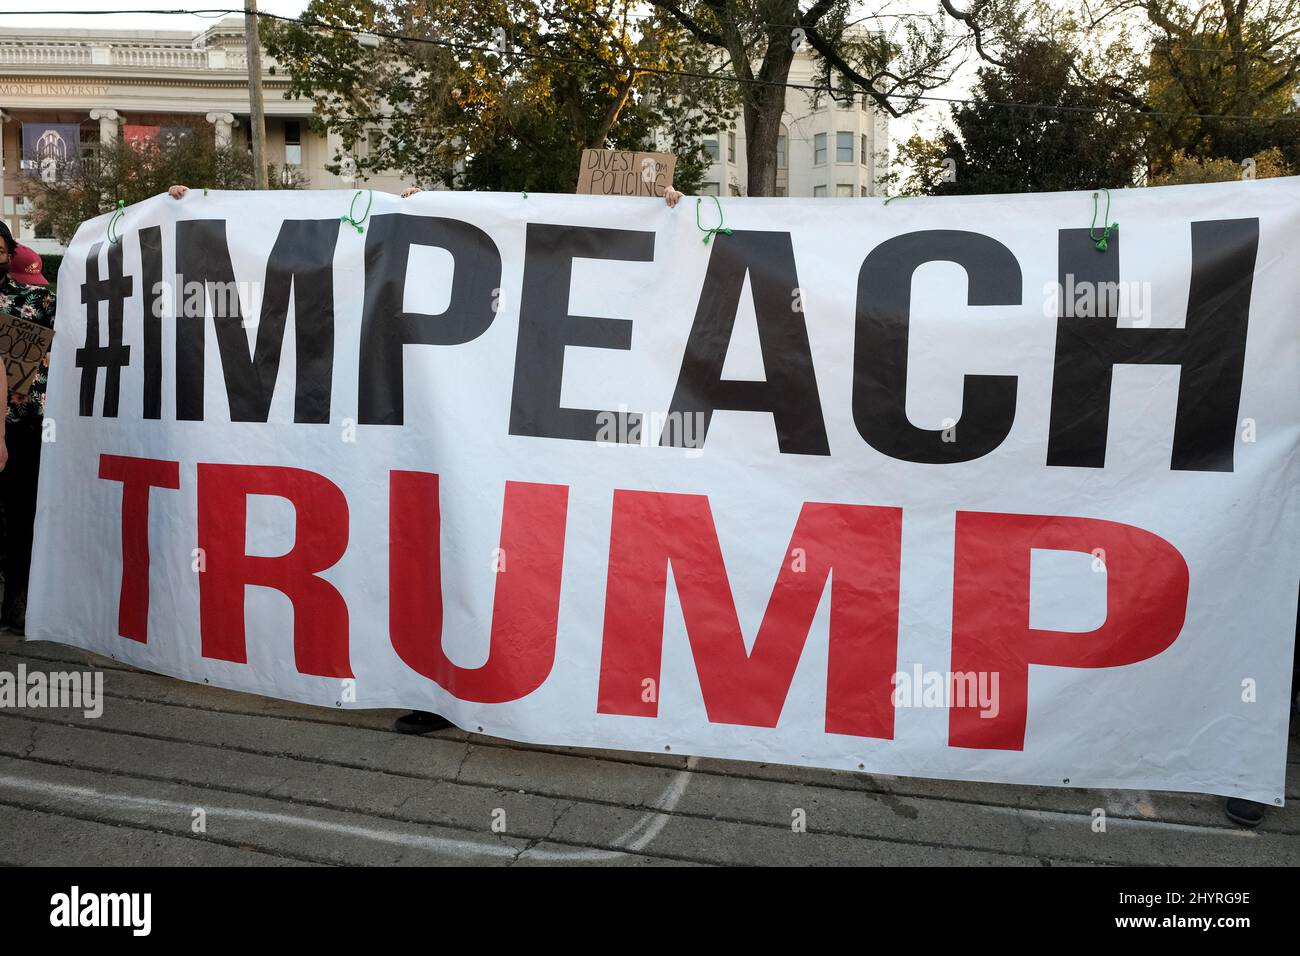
[29, 181, 1300, 803]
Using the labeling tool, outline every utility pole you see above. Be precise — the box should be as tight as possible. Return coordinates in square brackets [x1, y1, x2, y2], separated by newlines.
[244, 0, 269, 189]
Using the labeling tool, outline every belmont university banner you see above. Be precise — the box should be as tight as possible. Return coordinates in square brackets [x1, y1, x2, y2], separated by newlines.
[28, 181, 1300, 803]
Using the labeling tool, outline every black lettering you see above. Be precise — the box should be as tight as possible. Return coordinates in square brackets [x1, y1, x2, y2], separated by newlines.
[663, 230, 829, 455]
[1046, 220, 1257, 471]
[175, 218, 341, 423]
[509, 223, 652, 442]
[76, 240, 133, 418]
[139, 226, 163, 419]
[358, 214, 501, 425]
[852, 230, 1020, 463]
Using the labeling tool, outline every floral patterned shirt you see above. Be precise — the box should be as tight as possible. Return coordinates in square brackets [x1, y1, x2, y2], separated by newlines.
[2, 275, 57, 427]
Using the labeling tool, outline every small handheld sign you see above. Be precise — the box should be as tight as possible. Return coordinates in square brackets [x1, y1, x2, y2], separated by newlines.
[576, 149, 676, 197]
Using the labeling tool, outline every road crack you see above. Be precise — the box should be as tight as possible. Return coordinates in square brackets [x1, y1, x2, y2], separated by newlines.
[509, 800, 575, 867]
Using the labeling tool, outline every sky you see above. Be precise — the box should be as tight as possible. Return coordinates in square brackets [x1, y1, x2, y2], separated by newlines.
[0, 1, 312, 33]
[0, 0, 969, 147]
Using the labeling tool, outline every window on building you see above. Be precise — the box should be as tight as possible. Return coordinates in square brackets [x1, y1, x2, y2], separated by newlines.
[861, 134, 868, 165]
[836, 184, 853, 197]
[700, 181, 720, 196]
[861, 186, 868, 197]
[776, 134, 787, 169]
[727, 131, 736, 163]
[836, 131, 853, 163]
[813, 185, 827, 197]
[284, 120, 302, 166]
[813, 132, 826, 165]
[361, 128, 383, 160]
[703, 138, 720, 162]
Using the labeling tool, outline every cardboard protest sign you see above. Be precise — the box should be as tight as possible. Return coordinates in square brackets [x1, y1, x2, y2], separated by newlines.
[0, 312, 54, 395]
[576, 149, 676, 197]
[29, 182, 1300, 803]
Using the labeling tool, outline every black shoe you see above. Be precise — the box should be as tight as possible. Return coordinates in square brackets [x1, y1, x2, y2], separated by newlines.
[393, 710, 454, 735]
[1224, 798, 1267, 828]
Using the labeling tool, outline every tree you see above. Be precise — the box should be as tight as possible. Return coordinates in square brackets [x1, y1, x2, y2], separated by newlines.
[26, 126, 301, 245]
[262, 0, 737, 193]
[1121, 0, 1300, 174]
[897, 38, 1145, 195]
[962, 0, 1300, 176]
[648, 0, 980, 195]
[1150, 146, 1291, 184]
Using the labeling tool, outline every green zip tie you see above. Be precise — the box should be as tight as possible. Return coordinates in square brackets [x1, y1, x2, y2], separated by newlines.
[106, 199, 126, 244]
[695, 195, 732, 245]
[341, 189, 374, 234]
[1090, 189, 1118, 252]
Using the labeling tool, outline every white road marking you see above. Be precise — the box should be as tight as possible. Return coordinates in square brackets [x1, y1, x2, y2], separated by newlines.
[0, 765, 696, 863]
[609, 756, 697, 852]
[0, 773, 520, 860]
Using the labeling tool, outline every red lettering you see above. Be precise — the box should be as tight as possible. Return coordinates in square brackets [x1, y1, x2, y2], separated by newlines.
[98, 454, 181, 643]
[197, 464, 351, 677]
[389, 472, 569, 703]
[598, 491, 902, 737]
[949, 511, 1189, 750]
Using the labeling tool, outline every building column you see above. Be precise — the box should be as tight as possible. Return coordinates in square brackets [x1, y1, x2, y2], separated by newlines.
[89, 108, 121, 145]
[206, 111, 236, 149]
[0, 110, 12, 237]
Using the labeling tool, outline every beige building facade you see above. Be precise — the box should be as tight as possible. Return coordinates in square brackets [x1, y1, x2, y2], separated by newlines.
[693, 49, 891, 199]
[0, 16, 406, 253]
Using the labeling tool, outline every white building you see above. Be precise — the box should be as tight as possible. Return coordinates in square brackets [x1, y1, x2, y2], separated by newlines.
[0, 17, 890, 255]
[695, 49, 890, 197]
[0, 16, 406, 253]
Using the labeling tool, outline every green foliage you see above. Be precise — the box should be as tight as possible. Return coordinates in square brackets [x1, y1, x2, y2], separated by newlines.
[40, 254, 63, 290]
[1095, 0, 1300, 175]
[1150, 147, 1292, 186]
[899, 39, 1145, 196]
[262, 0, 736, 193]
[897, 0, 1300, 193]
[26, 126, 302, 245]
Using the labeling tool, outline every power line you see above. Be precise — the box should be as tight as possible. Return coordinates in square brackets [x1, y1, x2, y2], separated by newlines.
[2, 7, 1298, 124]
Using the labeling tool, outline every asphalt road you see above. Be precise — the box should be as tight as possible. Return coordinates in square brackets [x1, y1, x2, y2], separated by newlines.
[1, 631, 1297, 866]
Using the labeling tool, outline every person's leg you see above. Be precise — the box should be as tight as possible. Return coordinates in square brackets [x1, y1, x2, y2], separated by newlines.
[0, 447, 8, 611]
[0, 421, 41, 632]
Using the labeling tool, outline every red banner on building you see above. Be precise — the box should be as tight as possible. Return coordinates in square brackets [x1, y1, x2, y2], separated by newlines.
[123, 125, 160, 147]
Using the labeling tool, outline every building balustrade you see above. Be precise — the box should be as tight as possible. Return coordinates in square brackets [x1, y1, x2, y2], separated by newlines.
[0, 40, 271, 73]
